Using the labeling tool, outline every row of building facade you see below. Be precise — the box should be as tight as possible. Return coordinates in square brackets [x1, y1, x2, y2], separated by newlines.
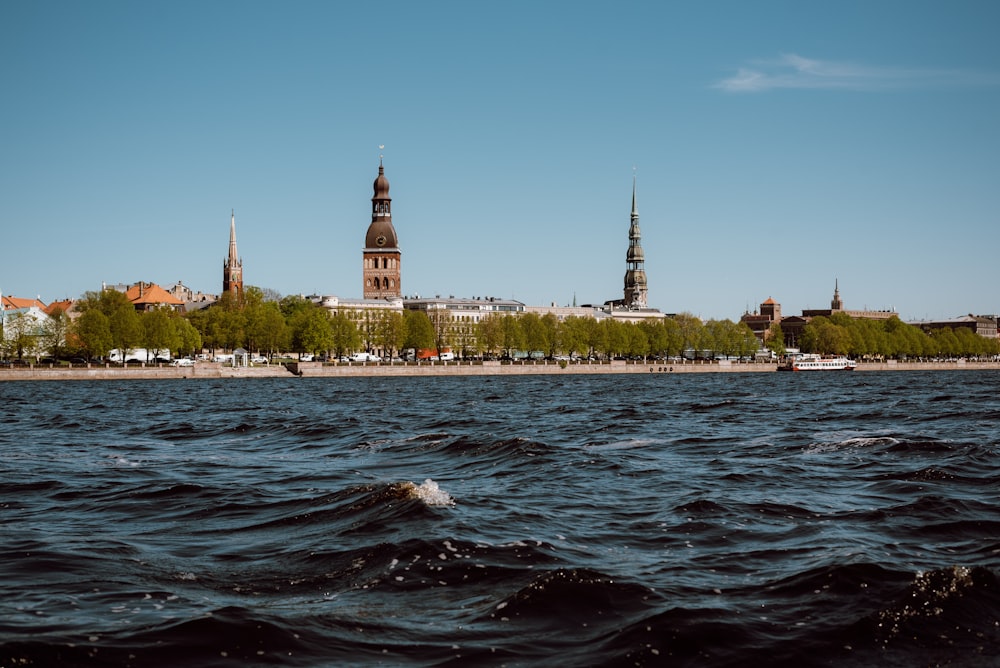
[3, 160, 997, 356]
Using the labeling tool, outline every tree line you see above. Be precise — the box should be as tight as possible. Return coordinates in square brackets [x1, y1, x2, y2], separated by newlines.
[792, 313, 1000, 359]
[8, 286, 997, 363]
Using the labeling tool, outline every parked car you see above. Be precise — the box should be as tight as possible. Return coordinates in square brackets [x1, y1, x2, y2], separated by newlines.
[171, 358, 195, 367]
[348, 352, 380, 362]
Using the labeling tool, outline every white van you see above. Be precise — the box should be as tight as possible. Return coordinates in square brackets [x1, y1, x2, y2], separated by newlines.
[349, 352, 380, 362]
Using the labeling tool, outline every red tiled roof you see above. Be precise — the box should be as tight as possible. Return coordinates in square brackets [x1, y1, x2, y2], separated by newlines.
[45, 299, 74, 315]
[125, 283, 184, 306]
[2, 295, 46, 310]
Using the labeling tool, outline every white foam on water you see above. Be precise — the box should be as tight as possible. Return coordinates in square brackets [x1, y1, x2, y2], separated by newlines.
[410, 479, 455, 507]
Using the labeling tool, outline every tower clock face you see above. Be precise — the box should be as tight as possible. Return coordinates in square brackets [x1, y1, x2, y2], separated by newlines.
[375, 235, 387, 247]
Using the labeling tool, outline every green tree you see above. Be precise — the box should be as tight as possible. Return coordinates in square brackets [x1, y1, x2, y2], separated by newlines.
[289, 304, 333, 357]
[931, 328, 959, 357]
[581, 316, 604, 359]
[662, 317, 683, 357]
[245, 296, 287, 355]
[357, 310, 380, 352]
[206, 305, 246, 352]
[279, 294, 314, 319]
[500, 314, 525, 358]
[521, 312, 549, 356]
[108, 303, 142, 360]
[74, 309, 113, 360]
[141, 307, 180, 360]
[954, 327, 986, 357]
[2, 312, 38, 360]
[40, 307, 72, 360]
[331, 311, 362, 358]
[75, 288, 141, 359]
[403, 310, 435, 352]
[673, 313, 703, 357]
[765, 322, 786, 357]
[640, 320, 668, 358]
[375, 310, 405, 358]
[185, 307, 212, 350]
[174, 317, 202, 357]
[427, 308, 453, 357]
[801, 316, 849, 355]
[622, 322, 649, 358]
[702, 320, 731, 358]
[598, 319, 625, 359]
[558, 316, 590, 358]
[540, 313, 560, 358]
[477, 313, 504, 357]
[250, 302, 288, 357]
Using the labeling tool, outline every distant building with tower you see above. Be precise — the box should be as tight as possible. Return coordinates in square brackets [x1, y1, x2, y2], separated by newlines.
[742, 282, 897, 349]
[622, 175, 648, 309]
[599, 174, 663, 323]
[363, 160, 401, 299]
[223, 210, 243, 297]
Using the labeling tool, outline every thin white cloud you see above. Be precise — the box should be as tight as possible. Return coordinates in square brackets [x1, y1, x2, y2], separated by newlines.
[714, 53, 1000, 93]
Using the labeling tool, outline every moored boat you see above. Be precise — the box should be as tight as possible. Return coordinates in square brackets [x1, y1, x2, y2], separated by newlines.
[778, 354, 856, 371]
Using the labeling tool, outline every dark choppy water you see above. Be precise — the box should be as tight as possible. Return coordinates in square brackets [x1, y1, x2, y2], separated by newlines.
[2, 372, 999, 667]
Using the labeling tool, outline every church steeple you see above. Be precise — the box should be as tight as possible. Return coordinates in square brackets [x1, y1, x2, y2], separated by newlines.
[623, 174, 648, 308]
[223, 209, 243, 297]
[363, 156, 401, 299]
[831, 279, 843, 310]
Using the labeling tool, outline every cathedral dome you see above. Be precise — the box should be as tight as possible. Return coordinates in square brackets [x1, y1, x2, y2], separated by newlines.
[373, 165, 390, 200]
[365, 221, 398, 250]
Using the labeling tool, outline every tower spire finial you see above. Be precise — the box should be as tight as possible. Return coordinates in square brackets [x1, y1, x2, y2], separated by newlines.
[631, 166, 638, 217]
[623, 169, 647, 309]
[223, 209, 243, 296]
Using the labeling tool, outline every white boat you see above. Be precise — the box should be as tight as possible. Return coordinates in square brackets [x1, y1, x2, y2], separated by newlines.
[779, 354, 856, 371]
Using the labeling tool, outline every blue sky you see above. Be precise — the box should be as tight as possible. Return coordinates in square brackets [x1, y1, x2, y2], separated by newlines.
[2, 1, 998, 321]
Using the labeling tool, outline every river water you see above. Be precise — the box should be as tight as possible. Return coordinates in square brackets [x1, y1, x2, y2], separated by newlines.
[2, 372, 999, 667]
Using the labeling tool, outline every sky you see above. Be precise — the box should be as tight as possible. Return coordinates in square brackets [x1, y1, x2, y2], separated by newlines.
[2, 1, 999, 321]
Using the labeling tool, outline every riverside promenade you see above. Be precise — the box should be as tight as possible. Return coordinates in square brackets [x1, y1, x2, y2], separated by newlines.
[0, 358, 997, 381]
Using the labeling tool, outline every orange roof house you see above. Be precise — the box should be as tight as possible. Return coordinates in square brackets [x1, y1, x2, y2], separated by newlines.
[44, 299, 77, 317]
[125, 282, 185, 312]
[2, 295, 47, 311]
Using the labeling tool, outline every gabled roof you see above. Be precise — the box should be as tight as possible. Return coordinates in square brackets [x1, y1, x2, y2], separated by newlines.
[45, 299, 75, 315]
[125, 283, 184, 306]
[2, 295, 47, 310]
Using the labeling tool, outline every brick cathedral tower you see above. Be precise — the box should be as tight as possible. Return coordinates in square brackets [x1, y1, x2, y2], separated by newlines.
[623, 175, 648, 308]
[223, 209, 243, 297]
[363, 159, 401, 299]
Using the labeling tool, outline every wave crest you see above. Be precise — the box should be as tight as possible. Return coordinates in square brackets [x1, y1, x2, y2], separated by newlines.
[403, 479, 455, 507]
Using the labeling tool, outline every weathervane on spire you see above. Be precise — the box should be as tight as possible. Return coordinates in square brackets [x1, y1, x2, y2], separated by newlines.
[379, 144, 385, 165]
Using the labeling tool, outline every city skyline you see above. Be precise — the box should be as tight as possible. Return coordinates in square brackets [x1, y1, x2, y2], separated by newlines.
[2, 1, 999, 321]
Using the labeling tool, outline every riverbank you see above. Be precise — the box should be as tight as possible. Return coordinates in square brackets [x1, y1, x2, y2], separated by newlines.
[1, 358, 997, 381]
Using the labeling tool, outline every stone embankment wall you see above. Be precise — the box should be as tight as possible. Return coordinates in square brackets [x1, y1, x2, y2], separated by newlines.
[854, 360, 997, 372]
[1, 359, 997, 381]
[290, 360, 775, 377]
[0, 362, 293, 381]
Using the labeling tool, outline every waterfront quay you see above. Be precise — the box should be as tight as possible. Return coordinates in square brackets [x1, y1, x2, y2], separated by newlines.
[0, 359, 998, 381]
